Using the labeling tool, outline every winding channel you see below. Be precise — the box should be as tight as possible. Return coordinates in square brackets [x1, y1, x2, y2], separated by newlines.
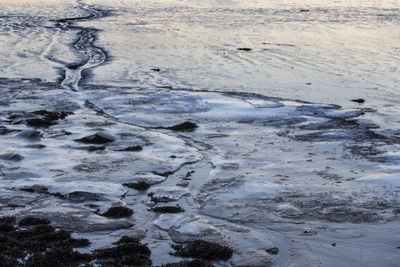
[50, 0, 108, 91]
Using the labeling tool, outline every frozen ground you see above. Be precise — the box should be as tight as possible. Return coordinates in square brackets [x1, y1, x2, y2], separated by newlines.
[0, 0, 399, 266]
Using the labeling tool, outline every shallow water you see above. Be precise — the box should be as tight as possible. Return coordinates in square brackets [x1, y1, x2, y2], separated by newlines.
[0, 0, 399, 266]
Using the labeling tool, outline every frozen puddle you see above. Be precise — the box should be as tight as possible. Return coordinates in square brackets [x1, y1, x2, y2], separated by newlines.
[1, 78, 400, 266]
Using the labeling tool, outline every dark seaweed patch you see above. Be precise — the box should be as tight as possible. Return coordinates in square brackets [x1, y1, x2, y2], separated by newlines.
[266, 247, 279, 255]
[170, 240, 233, 261]
[118, 145, 143, 151]
[18, 217, 50, 226]
[151, 205, 184, 213]
[100, 206, 134, 218]
[165, 121, 198, 132]
[123, 181, 151, 191]
[160, 259, 215, 267]
[0, 216, 91, 267]
[94, 235, 152, 266]
[74, 132, 115, 144]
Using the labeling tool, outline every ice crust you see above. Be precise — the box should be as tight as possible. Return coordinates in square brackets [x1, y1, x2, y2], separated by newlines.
[1, 0, 400, 266]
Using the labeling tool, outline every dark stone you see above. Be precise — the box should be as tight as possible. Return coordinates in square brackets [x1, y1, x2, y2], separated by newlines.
[66, 191, 102, 202]
[266, 247, 279, 255]
[0, 126, 14, 135]
[20, 185, 65, 199]
[300, 9, 310, 12]
[74, 132, 115, 144]
[0, 153, 24, 161]
[87, 145, 106, 151]
[153, 170, 174, 177]
[18, 217, 51, 226]
[331, 243, 336, 247]
[20, 185, 49, 194]
[351, 98, 365, 104]
[170, 240, 233, 261]
[166, 121, 198, 131]
[160, 259, 215, 267]
[151, 205, 185, 213]
[25, 144, 46, 149]
[26, 118, 57, 128]
[31, 110, 71, 120]
[237, 48, 252, 51]
[123, 181, 151, 191]
[118, 145, 143, 151]
[100, 206, 134, 218]
[17, 129, 42, 140]
[151, 68, 161, 72]
[94, 236, 152, 266]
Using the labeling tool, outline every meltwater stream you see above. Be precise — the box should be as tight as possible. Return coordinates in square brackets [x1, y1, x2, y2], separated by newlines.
[53, 0, 108, 91]
[0, 0, 400, 266]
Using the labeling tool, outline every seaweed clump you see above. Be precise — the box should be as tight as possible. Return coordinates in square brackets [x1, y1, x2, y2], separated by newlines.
[170, 240, 233, 261]
[160, 259, 215, 267]
[94, 235, 152, 266]
[0, 216, 91, 267]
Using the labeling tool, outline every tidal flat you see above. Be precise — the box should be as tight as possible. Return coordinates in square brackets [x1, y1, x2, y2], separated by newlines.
[0, 0, 399, 266]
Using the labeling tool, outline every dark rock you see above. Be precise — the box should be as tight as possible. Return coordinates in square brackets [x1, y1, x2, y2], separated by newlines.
[87, 145, 106, 151]
[100, 206, 134, 218]
[65, 191, 102, 202]
[31, 110, 71, 120]
[0, 126, 15, 135]
[351, 98, 365, 104]
[94, 235, 152, 266]
[160, 259, 215, 267]
[20, 185, 49, 194]
[74, 132, 115, 144]
[300, 9, 310, 12]
[237, 48, 252, 51]
[151, 68, 161, 72]
[20, 185, 64, 199]
[153, 170, 174, 177]
[118, 145, 143, 151]
[184, 171, 195, 180]
[17, 129, 42, 140]
[25, 144, 46, 149]
[151, 205, 185, 213]
[18, 217, 51, 226]
[0, 153, 24, 161]
[166, 121, 198, 131]
[123, 181, 151, 191]
[266, 247, 279, 255]
[26, 118, 57, 128]
[331, 243, 336, 247]
[170, 240, 233, 261]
